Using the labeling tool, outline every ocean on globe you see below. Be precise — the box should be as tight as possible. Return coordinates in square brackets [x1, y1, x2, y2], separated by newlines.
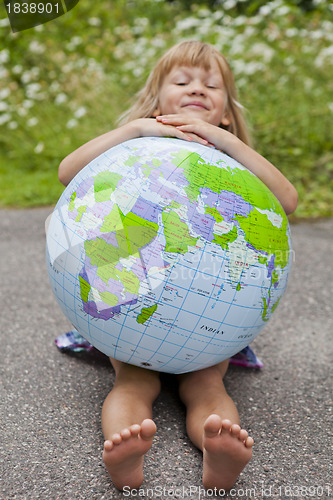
[46, 137, 292, 374]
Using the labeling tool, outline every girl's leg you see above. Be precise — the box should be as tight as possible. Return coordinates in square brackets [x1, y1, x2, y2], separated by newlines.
[178, 361, 253, 491]
[102, 359, 161, 490]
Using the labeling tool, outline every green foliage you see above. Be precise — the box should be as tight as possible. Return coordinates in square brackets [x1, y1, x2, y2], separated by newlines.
[0, 0, 332, 217]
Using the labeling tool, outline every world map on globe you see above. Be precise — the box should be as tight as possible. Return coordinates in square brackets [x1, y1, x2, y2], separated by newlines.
[46, 137, 292, 374]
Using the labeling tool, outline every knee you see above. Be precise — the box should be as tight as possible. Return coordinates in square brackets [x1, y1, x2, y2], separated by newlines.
[178, 366, 224, 403]
[115, 362, 161, 398]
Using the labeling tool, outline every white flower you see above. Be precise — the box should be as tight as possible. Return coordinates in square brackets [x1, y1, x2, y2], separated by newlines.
[0, 17, 9, 27]
[88, 17, 101, 26]
[55, 93, 67, 105]
[29, 41, 45, 54]
[34, 142, 44, 154]
[0, 113, 11, 125]
[66, 36, 82, 51]
[175, 17, 201, 31]
[276, 5, 290, 16]
[50, 81, 61, 92]
[0, 49, 9, 64]
[0, 68, 9, 79]
[22, 100, 34, 109]
[8, 121, 18, 129]
[27, 117, 38, 127]
[21, 72, 32, 84]
[66, 118, 78, 129]
[0, 101, 9, 111]
[285, 28, 299, 38]
[74, 106, 87, 119]
[151, 38, 166, 49]
[259, 5, 273, 16]
[315, 45, 333, 67]
[0, 88, 10, 99]
[25, 83, 42, 99]
[17, 107, 27, 117]
[223, 0, 237, 9]
[133, 67, 143, 77]
[250, 43, 275, 63]
[12, 65, 23, 75]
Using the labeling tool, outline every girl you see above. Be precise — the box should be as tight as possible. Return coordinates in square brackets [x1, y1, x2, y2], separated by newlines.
[59, 41, 298, 491]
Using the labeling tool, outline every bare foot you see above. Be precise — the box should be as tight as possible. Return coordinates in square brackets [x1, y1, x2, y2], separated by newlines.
[202, 414, 253, 491]
[103, 418, 156, 490]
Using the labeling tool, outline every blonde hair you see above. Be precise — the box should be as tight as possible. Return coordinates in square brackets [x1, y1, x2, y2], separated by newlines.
[120, 40, 252, 146]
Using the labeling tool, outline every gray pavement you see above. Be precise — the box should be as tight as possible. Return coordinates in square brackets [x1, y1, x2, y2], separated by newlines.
[1, 208, 332, 500]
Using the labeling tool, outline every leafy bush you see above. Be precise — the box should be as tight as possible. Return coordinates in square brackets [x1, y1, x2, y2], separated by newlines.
[0, 0, 332, 217]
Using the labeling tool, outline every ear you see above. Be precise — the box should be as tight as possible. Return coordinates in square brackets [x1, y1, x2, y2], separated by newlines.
[221, 111, 231, 126]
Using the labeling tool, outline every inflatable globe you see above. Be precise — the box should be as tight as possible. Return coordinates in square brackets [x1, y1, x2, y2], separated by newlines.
[46, 137, 292, 374]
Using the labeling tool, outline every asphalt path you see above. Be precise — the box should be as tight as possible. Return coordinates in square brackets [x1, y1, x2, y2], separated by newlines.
[1, 208, 332, 500]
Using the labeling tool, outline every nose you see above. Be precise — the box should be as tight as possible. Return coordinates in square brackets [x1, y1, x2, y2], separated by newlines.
[188, 79, 206, 95]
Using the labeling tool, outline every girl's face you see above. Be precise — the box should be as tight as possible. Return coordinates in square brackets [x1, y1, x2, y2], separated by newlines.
[154, 60, 230, 127]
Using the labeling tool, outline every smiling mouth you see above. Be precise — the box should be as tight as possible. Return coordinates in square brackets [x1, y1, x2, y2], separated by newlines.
[183, 102, 208, 110]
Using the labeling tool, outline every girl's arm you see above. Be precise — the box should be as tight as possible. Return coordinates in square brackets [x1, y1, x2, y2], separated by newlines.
[157, 115, 298, 215]
[58, 118, 194, 186]
[59, 121, 142, 186]
[221, 133, 298, 215]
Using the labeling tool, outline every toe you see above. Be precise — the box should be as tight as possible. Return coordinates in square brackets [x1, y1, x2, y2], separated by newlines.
[104, 440, 114, 452]
[230, 424, 241, 437]
[204, 414, 222, 438]
[245, 436, 254, 448]
[129, 424, 141, 437]
[120, 428, 132, 440]
[239, 429, 248, 442]
[221, 419, 232, 433]
[111, 433, 122, 445]
[140, 419, 157, 441]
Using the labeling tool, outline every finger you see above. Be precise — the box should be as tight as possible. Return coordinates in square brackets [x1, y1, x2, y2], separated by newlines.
[156, 114, 194, 126]
[157, 123, 195, 142]
[175, 127, 210, 145]
[179, 131, 212, 147]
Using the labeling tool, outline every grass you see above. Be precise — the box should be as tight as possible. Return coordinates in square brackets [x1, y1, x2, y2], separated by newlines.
[0, 0, 332, 218]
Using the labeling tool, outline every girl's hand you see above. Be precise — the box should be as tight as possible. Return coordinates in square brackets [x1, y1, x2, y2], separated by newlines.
[131, 117, 211, 145]
[155, 114, 224, 149]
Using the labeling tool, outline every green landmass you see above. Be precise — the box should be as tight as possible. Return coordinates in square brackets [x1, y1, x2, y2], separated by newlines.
[236, 209, 289, 268]
[262, 295, 281, 321]
[68, 192, 76, 212]
[75, 205, 87, 222]
[213, 226, 238, 250]
[100, 206, 159, 256]
[99, 290, 120, 306]
[137, 303, 158, 324]
[125, 155, 140, 168]
[79, 275, 91, 303]
[162, 210, 198, 253]
[94, 171, 123, 203]
[84, 237, 140, 296]
[205, 206, 223, 223]
[173, 150, 285, 219]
